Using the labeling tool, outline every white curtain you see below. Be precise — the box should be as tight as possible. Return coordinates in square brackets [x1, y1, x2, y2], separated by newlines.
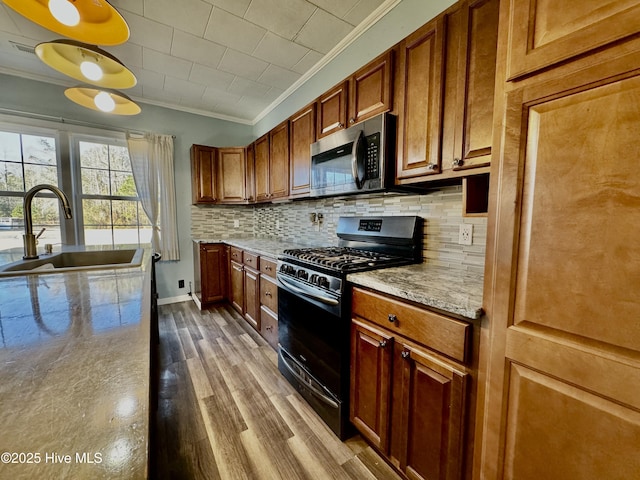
[127, 133, 180, 261]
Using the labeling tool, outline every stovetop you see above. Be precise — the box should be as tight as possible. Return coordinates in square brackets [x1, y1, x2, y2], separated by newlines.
[280, 246, 412, 274]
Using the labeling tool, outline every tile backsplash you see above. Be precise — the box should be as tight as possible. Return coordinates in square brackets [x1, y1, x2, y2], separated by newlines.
[191, 185, 486, 273]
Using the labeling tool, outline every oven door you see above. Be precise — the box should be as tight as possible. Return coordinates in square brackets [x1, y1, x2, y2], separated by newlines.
[277, 285, 349, 399]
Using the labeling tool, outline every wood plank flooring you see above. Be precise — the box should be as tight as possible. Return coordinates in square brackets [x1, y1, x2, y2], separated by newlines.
[154, 301, 403, 480]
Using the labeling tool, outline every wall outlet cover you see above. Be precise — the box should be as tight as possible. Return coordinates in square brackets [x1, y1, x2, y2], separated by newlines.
[178, 279, 184, 288]
[459, 224, 473, 245]
[234, 219, 240, 228]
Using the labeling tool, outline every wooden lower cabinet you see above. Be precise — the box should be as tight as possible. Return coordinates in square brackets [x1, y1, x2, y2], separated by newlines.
[229, 260, 244, 314]
[243, 265, 260, 331]
[193, 242, 228, 308]
[351, 288, 471, 480]
[260, 306, 278, 350]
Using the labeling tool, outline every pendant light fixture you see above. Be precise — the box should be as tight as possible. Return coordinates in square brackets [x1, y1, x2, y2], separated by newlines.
[35, 40, 137, 89]
[3, 0, 130, 46]
[65, 87, 141, 115]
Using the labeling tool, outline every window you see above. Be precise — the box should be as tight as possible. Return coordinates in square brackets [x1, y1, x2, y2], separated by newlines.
[0, 129, 63, 251]
[0, 122, 151, 253]
[76, 138, 151, 247]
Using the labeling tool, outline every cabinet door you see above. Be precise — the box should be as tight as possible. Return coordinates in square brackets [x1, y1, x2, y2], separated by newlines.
[349, 50, 394, 126]
[200, 243, 227, 304]
[245, 144, 255, 203]
[506, 0, 640, 80]
[259, 274, 277, 313]
[317, 81, 348, 139]
[481, 69, 640, 480]
[254, 134, 270, 202]
[260, 305, 278, 351]
[269, 120, 289, 200]
[190, 144, 217, 203]
[216, 147, 246, 203]
[289, 103, 315, 199]
[442, 0, 499, 172]
[395, 17, 445, 183]
[243, 266, 260, 331]
[229, 260, 244, 315]
[350, 320, 393, 453]
[393, 344, 467, 480]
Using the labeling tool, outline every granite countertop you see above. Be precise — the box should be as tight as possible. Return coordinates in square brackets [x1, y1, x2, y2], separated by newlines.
[0, 251, 152, 479]
[193, 237, 333, 259]
[348, 263, 484, 320]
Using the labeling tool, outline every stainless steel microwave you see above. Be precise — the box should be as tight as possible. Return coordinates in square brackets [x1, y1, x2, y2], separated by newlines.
[310, 113, 395, 198]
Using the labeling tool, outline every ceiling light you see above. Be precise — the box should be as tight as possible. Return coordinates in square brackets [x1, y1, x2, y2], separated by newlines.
[65, 86, 141, 115]
[3, 0, 130, 46]
[35, 40, 136, 89]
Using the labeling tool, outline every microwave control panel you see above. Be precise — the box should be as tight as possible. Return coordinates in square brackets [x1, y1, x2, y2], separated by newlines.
[365, 133, 380, 179]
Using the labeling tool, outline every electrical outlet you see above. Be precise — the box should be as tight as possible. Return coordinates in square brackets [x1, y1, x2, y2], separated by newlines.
[458, 224, 473, 245]
[276, 220, 280, 229]
[234, 219, 240, 228]
[178, 279, 185, 288]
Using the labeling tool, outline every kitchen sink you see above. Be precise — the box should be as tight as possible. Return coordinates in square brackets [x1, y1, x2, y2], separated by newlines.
[0, 248, 144, 276]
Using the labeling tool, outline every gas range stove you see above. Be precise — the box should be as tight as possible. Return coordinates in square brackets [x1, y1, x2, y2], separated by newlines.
[280, 246, 410, 273]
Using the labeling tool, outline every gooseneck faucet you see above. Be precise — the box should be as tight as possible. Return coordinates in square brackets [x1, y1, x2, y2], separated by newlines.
[23, 184, 73, 260]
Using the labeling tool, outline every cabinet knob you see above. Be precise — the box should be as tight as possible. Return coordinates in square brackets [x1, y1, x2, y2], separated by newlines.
[401, 350, 410, 359]
[265, 265, 272, 271]
[379, 340, 387, 348]
[265, 291, 272, 297]
[266, 325, 272, 331]
[349, 118, 355, 124]
[427, 163, 437, 171]
[338, 123, 344, 128]
[388, 314, 397, 323]
[453, 158, 464, 168]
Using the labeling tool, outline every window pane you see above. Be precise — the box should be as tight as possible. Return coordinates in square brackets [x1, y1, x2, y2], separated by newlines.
[79, 141, 108, 169]
[24, 164, 58, 190]
[30, 197, 63, 226]
[22, 135, 56, 166]
[111, 171, 136, 197]
[0, 131, 21, 162]
[81, 168, 110, 195]
[0, 161, 24, 191]
[113, 227, 141, 246]
[112, 199, 138, 226]
[0, 196, 24, 252]
[84, 226, 113, 246]
[110, 146, 131, 171]
[83, 198, 112, 226]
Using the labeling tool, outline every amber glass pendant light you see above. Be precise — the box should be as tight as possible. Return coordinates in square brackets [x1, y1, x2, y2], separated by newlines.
[3, 0, 130, 46]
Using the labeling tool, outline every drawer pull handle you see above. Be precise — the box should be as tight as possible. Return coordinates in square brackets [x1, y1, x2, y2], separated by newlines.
[379, 340, 387, 348]
[265, 266, 272, 271]
[388, 314, 397, 323]
[401, 350, 410, 359]
[265, 291, 272, 297]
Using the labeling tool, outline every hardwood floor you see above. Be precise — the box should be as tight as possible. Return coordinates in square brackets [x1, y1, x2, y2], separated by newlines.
[154, 301, 403, 480]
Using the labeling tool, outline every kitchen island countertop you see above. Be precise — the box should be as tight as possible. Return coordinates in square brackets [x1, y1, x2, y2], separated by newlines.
[0, 250, 152, 479]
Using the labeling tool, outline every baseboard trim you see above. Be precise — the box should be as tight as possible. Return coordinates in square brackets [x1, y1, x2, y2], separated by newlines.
[158, 294, 193, 306]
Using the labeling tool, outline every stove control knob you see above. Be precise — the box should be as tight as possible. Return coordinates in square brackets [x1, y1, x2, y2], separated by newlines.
[280, 264, 294, 275]
[296, 270, 308, 281]
[310, 274, 318, 284]
[317, 276, 330, 289]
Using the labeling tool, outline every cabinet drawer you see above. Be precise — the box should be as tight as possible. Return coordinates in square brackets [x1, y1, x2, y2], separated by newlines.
[260, 257, 277, 278]
[230, 247, 243, 263]
[260, 275, 278, 313]
[260, 305, 278, 350]
[351, 287, 470, 363]
[243, 251, 260, 270]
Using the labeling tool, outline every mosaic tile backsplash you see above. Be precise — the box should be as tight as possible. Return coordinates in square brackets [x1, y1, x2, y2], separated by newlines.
[191, 185, 487, 274]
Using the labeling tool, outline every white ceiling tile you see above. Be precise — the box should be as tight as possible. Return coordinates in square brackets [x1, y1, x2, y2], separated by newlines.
[143, 49, 192, 80]
[308, 0, 360, 19]
[253, 32, 309, 70]
[122, 13, 173, 54]
[203, 88, 242, 107]
[171, 30, 225, 69]
[1, 9, 55, 42]
[257, 64, 301, 90]
[295, 9, 353, 54]
[263, 87, 285, 102]
[137, 69, 166, 91]
[189, 64, 235, 90]
[143, 0, 212, 37]
[218, 49, 269, 81]
[227, 77, 271, 98]
[109, 0, 144, 16]
[0, 6, 20, 34]
[291, 49, 324, 74]
[236, 96, 271, 118]
[105, 43, 143, 69]
[343, 0, 385, 26]
[143, 86, 182, 104]
[204, 8, 266, 56]
[205, 0, 252, 17]
[164, 76, 206, 98]
[244, 0, 316, 40]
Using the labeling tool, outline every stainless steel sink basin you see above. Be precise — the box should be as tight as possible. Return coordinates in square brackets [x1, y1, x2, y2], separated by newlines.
[0, 248, 144, 276]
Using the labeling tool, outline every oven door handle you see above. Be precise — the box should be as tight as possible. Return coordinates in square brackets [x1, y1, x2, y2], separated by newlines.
[277, 276, 339, 306]
[278, 349, 339, 409]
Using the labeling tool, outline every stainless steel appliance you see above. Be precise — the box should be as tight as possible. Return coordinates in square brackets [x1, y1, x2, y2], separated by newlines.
[276, 216, 422, 439]
[310, 113, 396, 198]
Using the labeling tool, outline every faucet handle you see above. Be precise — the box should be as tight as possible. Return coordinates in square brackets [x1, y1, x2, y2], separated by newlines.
[36, 227, 46, 239]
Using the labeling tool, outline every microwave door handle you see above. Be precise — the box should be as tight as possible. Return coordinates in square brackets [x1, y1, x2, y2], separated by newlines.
[351, 130, 366, 189]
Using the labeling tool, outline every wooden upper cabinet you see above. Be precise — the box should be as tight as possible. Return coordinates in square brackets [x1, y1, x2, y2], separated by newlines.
[395, 16, 445, 183]
[245, 144, 255, 203]
[317, 81, 348, 139]
[289, 103, 316, 199]
[349, 50, 394, 126]
[442, 0, 499, 173]
[190, 144, 217, 204]
[506, 0, 640, 80]
[254, 133, 270, 202]
[269, 120, 290, 200]
[216, 147, 246, 203]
